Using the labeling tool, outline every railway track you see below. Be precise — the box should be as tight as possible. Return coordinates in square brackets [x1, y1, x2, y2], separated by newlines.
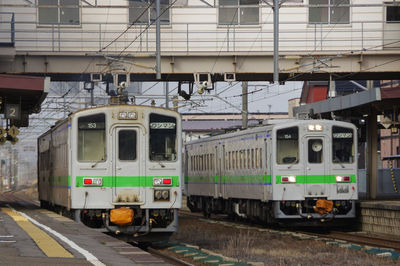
[304, 230, 400, 252]
[179, 209, 400, 253]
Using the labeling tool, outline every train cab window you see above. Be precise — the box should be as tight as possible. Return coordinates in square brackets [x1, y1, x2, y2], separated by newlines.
[78, 113, 106, 162]
[332, 126, 354, 164]
[308, 139, 323, 163]
[118, 130, 137, 160]
[276, 127, 299, 165]
[149, 114, 177, 161]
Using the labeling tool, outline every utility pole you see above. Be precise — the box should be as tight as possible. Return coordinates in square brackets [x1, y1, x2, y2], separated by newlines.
[273, 0, 280, 83]
[164, 82, 169, 109]
[156, 0, 161, 80]
[242, 81, 248, 129]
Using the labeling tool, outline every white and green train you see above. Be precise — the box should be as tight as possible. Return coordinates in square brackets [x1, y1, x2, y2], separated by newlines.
[185, 119, 357, 224]
[38, 105, 182, 239]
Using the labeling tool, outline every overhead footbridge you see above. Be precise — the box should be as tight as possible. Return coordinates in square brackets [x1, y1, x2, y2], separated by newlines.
[0, 1, 399, 82]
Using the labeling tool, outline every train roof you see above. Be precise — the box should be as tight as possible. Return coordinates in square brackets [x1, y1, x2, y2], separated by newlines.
[37, 104, 181, 140]
[185, 119, 356, 145]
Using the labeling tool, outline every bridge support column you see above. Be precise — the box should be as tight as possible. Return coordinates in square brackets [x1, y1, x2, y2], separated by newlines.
[367, 109, 378, 199]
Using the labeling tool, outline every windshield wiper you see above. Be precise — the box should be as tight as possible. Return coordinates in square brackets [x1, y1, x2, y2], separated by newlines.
[91, 158, 104, 168]
[287, 159, 298, 169]
[333, 158, 345, 168]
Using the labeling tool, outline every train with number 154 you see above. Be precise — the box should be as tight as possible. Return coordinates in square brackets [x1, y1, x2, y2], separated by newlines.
[38, 105, 182, 240]
[185, 119, 358, 225]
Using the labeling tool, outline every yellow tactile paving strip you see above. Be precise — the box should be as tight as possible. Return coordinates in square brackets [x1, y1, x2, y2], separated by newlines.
[1, 208, 74, 258]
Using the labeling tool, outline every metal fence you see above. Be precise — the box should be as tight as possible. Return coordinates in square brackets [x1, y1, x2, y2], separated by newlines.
[0, 18, 399, 54]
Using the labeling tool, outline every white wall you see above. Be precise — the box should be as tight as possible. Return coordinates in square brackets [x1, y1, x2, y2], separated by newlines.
[0, 0, 398, 53]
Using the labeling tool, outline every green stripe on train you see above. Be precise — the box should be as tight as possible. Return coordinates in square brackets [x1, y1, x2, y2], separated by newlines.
[186, 175, 272, 184]
[275, 174, 356, 184]
[75, 176, 179, 188]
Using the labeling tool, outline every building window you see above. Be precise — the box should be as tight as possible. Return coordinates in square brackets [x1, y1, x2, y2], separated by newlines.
[309, 0, 349, 24]
[129, 0, 170, 25]
[219, 0, 259, 25]
[38, 0, 80, 25]
[387, 5, 400, 23]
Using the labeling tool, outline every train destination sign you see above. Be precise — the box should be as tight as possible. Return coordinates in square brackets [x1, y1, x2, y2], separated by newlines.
[150, 122, 176, 129]
[333, 132, 353, 139]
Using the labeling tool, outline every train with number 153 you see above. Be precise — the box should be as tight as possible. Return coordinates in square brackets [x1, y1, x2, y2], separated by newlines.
[38, 105, 182, 240]
[185, 119, 358, 225]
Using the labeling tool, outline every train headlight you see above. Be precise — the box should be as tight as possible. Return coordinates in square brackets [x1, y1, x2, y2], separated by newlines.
[154, 190, 162, 200]
[118, 112, 127, 119]
[118, 111, 137, 120]
[153, 177, 172, 186]
[83, 177, 103, 186]
[281, 176, 296, 183]
[161, 190, 169, 200]
[336, 176, 350, 182]
[307, 124, 323, 131]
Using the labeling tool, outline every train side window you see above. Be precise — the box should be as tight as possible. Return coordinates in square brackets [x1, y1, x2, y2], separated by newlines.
[276, 127, 299, 165]
[251, 149, 254, 168]
[236, 151, 239, 169]
[308, 139, 323, 163]
[247, 149, 250, 169]
[78, 113, 106, 162]
[259, 148, 262, 168]
[332, 126, 354, 164]
[255, 148, 258, 168]
[149, 113, 177, 161]
[118, 130, 137, 160]
[190, 156, 193, 171]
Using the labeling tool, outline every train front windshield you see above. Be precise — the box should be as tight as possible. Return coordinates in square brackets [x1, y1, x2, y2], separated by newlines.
[332, 126, 354, 164]
[77, 113, 106, 161]
[276, 127, 299, 164]
[149, 113, 177, 161]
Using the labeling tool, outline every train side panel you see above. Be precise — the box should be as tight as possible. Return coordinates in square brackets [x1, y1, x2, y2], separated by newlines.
[38, 120, 70, 208]
[221, 131, 266, 201]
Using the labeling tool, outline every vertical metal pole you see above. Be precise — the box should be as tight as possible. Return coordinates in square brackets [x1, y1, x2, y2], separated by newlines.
[273, 0, 279, 83]
[367, 109, 378, 200]
[90, 88, 94, 106]
[328, 74, 336, 98]
[361, 22, 364, 50]
[164, 82, 169, 109]
[242, 82, 248, 129]
[156, 0, 161, 80]
[227, 25, 230, 52]
[99, 24, 101, 50]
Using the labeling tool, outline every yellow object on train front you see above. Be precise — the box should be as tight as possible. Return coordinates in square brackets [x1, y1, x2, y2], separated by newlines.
[110, 207, 134, 226]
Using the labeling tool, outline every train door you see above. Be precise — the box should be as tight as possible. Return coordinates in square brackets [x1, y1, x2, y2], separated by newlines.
[112, 126, 144, 203]
[303, 136, 328, 196]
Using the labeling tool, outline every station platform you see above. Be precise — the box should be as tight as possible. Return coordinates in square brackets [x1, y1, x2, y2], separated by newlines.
[0, 201, 169, 266]
[358, 200, 400, 238]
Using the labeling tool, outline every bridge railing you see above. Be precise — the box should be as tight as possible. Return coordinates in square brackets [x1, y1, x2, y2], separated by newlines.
[0, 18, 399, 54]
